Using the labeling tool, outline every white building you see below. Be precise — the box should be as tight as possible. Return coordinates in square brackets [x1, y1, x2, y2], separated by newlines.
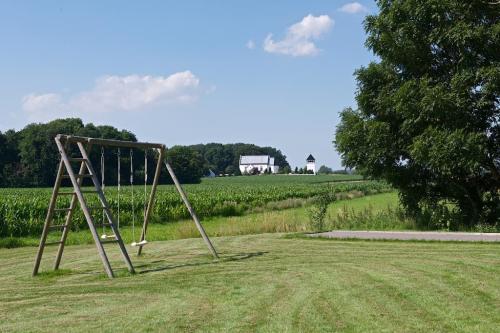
[239, 155, 279, 174]
[306, 154, 316, 174]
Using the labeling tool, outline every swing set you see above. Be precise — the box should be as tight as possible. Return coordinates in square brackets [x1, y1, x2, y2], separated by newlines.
[32, 134, 218, 278]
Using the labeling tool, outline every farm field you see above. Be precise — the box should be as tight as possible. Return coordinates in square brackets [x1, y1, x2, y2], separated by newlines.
[2, 192, 405, 248]
[0, 174, 383, 238]
[1, 233, 499, 332]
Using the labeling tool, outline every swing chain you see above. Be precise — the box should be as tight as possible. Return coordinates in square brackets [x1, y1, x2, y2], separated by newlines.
[100, 147, 105, 234]
[117, 148, 121, 229]
[144, 150, 148, 221]
[130, 149, 135, 242]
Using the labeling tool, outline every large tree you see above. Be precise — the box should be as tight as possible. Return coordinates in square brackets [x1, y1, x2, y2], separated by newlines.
[165, 146, 205, 184]
[335, 0, 499, 227]
[0, 119, 140, 187]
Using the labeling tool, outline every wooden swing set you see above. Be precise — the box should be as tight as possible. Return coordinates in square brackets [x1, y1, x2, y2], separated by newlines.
[32, 134, 218, 278]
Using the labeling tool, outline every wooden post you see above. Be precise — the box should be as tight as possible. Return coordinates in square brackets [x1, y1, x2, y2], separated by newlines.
[137, 147, 165, 255]
[32, 159, 65, 276]
[164, 161, 219, 259]
[76, 142, 135, 275]
[53, 143, 91, 270]
[56, 138, 116, 278]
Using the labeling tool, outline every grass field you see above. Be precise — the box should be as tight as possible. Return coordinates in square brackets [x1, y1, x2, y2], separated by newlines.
[1, 233, 499, 332]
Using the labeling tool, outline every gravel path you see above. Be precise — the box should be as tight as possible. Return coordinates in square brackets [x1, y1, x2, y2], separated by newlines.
[310, 230, 500, 242]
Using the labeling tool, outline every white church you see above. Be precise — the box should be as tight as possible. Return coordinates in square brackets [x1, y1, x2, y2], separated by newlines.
[239, 155, 279, 174]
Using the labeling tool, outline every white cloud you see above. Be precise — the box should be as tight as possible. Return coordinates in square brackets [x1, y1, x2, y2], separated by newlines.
[22, 93, 62, 113]
[263, 14, 333, 57]
[338, 2, 368, 14]
[22, 71, 203, 121]
[246, 40, 255, 49]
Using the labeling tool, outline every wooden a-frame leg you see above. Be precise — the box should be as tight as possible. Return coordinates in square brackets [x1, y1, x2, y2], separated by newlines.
[56, 138, 116, 278]
[137, 148, 164, 256]
[32, 159, 65, 276]
[77, 142, 135, 275]
[164, 161, 219, 259]
[53, 145, 90, 270]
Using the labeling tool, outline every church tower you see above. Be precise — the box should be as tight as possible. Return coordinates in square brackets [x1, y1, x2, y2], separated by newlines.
[306, 154, 316, 175]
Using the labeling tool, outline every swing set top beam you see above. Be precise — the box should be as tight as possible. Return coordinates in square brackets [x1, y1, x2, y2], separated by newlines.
[56, 134, 166, 150]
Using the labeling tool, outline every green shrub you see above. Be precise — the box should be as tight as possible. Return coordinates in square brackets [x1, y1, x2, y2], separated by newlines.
[308, 192, 335, 231]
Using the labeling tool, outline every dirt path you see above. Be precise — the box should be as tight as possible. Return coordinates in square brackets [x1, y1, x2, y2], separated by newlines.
[310, 230, 500, 242]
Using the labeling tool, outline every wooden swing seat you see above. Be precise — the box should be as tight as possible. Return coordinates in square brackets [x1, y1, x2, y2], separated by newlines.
[131, 240, 148, 247]
[100, 234, 117, 239]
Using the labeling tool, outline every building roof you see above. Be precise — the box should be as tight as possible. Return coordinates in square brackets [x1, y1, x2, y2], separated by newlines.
[306, 154, 315, 162]
[239, 155, 270, 165]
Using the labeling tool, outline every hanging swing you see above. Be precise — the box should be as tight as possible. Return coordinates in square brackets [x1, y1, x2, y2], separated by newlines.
[131, 148, 148, 247]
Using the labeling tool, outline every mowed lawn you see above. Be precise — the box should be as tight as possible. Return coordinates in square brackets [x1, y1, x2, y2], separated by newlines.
[1, 233, 499, 332]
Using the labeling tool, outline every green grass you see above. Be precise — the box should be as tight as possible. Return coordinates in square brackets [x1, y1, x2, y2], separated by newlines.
[1, 233, 499, 332]
[4, 193, 407, 248]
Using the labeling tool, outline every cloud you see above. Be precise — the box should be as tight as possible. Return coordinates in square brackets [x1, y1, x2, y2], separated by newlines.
[263, 14, 333, 57]
[22, 71, 203, 121]
[246, 40, 255, 49]
[338, 2, 368, 14]
[22, 93, 62, 113]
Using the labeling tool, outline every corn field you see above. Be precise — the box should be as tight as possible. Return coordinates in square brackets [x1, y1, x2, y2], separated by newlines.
[0, 176, 391, 237]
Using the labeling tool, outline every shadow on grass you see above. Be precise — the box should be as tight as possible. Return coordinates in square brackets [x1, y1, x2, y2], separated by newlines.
[136, 251, 267, 274]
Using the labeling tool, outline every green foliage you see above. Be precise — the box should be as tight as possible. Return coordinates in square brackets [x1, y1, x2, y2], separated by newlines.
[335, 0, 500, 227]
[318, 165, 333, 174]
[189, 142, 290, 175]
[165, 146, 205, 184]
[0, 237, 25, 249]
[307, 192, 335, 231]
[0, 118, 138, 187]
[0, 118, 290, 187]
[329, 204, 417, 231]
[281, 165, 291, 174]
[224, 165, 237, 175]
[0, 177, 389, 237]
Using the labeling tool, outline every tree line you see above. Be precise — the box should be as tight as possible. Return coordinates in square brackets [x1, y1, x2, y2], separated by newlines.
[0, 118, 290, 187]
[188, 143, 289, 176]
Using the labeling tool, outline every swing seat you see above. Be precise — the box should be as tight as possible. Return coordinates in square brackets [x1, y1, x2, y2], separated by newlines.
[100, 234, 117, 239]
[131, 240, 148, 247]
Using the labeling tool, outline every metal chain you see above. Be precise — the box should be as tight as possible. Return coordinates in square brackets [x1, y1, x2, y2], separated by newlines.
[101, 147, 105, 234]
[130, 149, 135, 242]
[144, 150, 148, 223]
[117, 148, 121, 230]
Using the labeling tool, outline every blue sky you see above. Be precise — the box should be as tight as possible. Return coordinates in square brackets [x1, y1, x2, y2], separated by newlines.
[0, 1, 376, 169]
